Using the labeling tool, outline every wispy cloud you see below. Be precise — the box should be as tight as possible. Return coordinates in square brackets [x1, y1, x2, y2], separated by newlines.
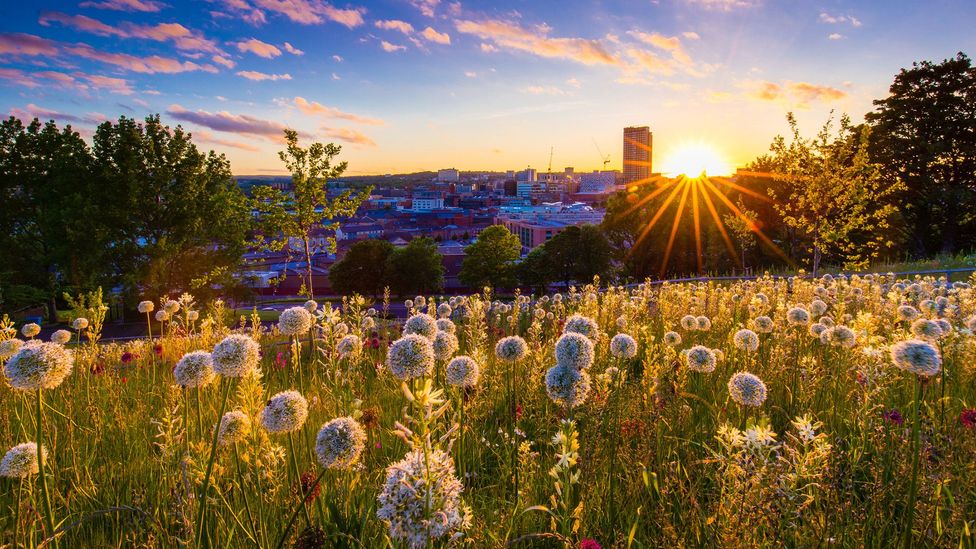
[283, 42, 304, 55]
[0, 33, 59, 57]
[9, 103, 105, 124]
[375, 20, 414, 34]
[39, 12, 226, 55]
[321, 126, 376, 146]
[216, 0, 365, 28]
[79, 0, 167, 12]
[683, 0, 758, 11]
[420, 27, 451, 45]
[166, 103, 309, 141]
[234, 38, 281, 58]
[820, 12, 862, 27]
[741, 80, 848, 107]
[236, 70, 292, 81]
[380, 40, 406, 53]
[523, 85, 568, 96]
[410, 0, 440, 17]
[192, 129, 262, 151]
[66, 43, 219, 73]
[293, 96, 384, 125]
[455, 18, 619, 66]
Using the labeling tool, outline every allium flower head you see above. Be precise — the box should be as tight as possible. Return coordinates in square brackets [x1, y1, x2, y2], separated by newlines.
[809, 299, 828, 317]
[71, 318, 89, 331]
[787, 307, 810, 326]
[218, 410, 251, 446]
[436, 303, 452, 318]
[554, 332, 594, 370]
[809, 323, 827, 338]
[728, 371, 767, 407]
[495, 336, 528, 362]
[436, 318, 456, 333]
[685, 345, 716, 373]
[21, 323, 40, 338]
[387, 334, 435, 380]
[563, 314, 599, 339]
[303, 299, 318, 313]
[137, 300, 154, 314]
[361, 316, 375, 330]
[446, 355, 480, 388]
[890, 339, 942, 377]
[663, 331, 682, 347]
[545, 364, 592, 408]
[910, 318, 942, 341]
[0, 338, 24, 359]
[316, 416, 367, 469]
[155, 310, 170, 322]
[337, 334, 363, 358]
[51, 329, 72, 345]
[4, 341, 74, 390]
[609, 333, 637, 359]
[279, 306, 314, 336]
[680, 315, 697, 331]
[0, 442, 46, 478]
[897, 305, 920, 322]
[403, 313, 438, 340]
[822, 325, 857, 348]
[432, 331, 459, 361]
[753, 315, 774, 333]
[696, 316, 712, 331]
[733, 329, 760, 352]
[260, 390, 309, 433]
[163, 300, 180, 314]
[211, 334, 260, 377]
[376, 448, 469, 548]
[173, 350, 216, 388]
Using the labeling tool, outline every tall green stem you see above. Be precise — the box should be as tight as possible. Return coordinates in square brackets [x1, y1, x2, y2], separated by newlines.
[36, 389, 58, 548]
[194, 380, 233, 546]
[903, 376, 922, 548]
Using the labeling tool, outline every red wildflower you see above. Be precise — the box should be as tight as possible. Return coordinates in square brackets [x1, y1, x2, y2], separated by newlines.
[580, 539, 602, 549]
[296, 471, 321, 503]
[154, 344, 163, 355]
[960, 408, 976, 428]
[883, 409, 904, 426]
[121, 352, 135, 364]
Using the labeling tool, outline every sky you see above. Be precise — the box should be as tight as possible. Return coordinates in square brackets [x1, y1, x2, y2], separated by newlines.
[1, 0, 974, 176]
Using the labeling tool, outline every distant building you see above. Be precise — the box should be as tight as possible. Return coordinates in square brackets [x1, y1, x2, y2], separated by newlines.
[503, 179, 518, 196]
[516, 168, 537, 182]
[578, 171, 617, 194]
[623, 126, 652, 184]
[412, 190, 444, 211]
[495, 203, 605, 250]
[437, 168, 460, 182]
[516, 181, 547, 198]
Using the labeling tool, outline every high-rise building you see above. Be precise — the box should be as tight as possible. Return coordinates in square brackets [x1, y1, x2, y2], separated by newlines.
[623, 126, 652, 184]
[437, 168, 459, 182]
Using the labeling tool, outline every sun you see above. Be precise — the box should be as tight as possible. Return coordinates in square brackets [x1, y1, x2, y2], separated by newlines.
[660, 141, 732, 178]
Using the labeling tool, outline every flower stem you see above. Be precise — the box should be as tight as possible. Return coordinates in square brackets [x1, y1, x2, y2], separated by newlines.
[194, 379, 233, 546]
[35, 389, 58, 548]
[903, 376, 922, 548]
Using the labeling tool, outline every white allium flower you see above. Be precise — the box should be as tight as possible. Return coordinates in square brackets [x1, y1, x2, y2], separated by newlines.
[495, 336, 528, 362]
[403, 313, 438, 340]
[563, 314, 599, 338]
[609, 333, 637, 359]
[664, 331, 682, 347]
[733, 329, 760, 352]
[728, 371, 767, 407]
[910, 318, 942, 341]
[376, 448, 469, 548]
[686, 345, 717, 373]
[897, 305, 920, 322]
[436, 303, 452, 319]
[0, 338, 24, 359]
[173, 351, 216, 388]
[819, 316, 835, 328]
[935, 318, 951, 336]
[809, 323, 827, 338]
[163, 300, 180, 315]
[21, 323, 41, 338]
[435, 318, 456, 333]
[432, 331, 459, 361]
[303, 299, 318, 313]
[137, 300, 155, 314]
[680, 315, 697, 331]
[713, 348, 725, 362]
[404, 299, 414, 309]
[360, 316, 376, 331]
[278, 306, 314, 336]
[260, 390, 309, 433]
[890, 339, 942, 377]
[71, 317, 89, 331]
[155, 311, 170, 322]
[753, 316, 774, 333]
[316, 416, 367, 469]
[50, 330, 72, 345]
[4, 341, 74, 390]
[211, 334, 260, 377]
[554, 332, 594, 370]
[337, 334, 363, 358]
[0, 442, 46, 478]
[187, 310, 199, 322]
[696, 316, 712, 331]
[810, 299, 828, 317]
[826, 325, 857, 348]
[446, 356, 480, 388]
[787, 307, 810, 326]
[414, 296, 426, 307]
[545, 364, 592, 408]
[218, 410, 251, 446]
[387, 335, 435, 380]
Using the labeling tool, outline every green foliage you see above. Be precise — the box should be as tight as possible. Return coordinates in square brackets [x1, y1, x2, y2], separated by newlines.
[386, 237, 444, 296]
[459, 225, 521, 290]
[252, 130, 371, 298]
[866, 52, 976, 256]
[328, 239, 394, 296]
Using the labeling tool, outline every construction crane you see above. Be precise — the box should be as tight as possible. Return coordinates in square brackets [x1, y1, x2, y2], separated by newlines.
[547, 146, 554, 176]
[592, 138, 610, 170]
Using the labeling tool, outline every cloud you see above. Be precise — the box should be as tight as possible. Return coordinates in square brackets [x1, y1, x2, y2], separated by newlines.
[828, 33, 843, 40]
[332, 54, 343, 62]
[0, 33, 60, 57]
[293, 96, 384, 125]
[39, 12, 225, 55]
[742, 80, 848, 106]
[212, 55, 236, 68]
[683, 31, 700, 40]
[9, 103, 104, 124]
[78, 0, 167, 12]
[234, 38, 282, 58]
[455, 18, 620, 66]
[321, 126, 376, 146]
[236, 70, 292, 81]
[480, 43, 497, 53]
[331, 72, 340, 80]
[217, 0, 365, 27]
[381, 41, 406, 52]
[420, 26, 451, 45]
[523, 85, 567, 95]
[166, 103, 308, 141]
[283, 42, 304, 55]
[819, 12, 862, 27]
[83, 74, 135, 94]
[683, 0, 758, 10]
[410, 0, 440, 17]
[627, 30, 693, 66]
[464, 70, 477, 77]
[319, 4, 366, 28]
[193, 129, 262, 151]
[375, 19, 414, 34]
[66, 43, 219, 73]
[566, 77, 580, 88]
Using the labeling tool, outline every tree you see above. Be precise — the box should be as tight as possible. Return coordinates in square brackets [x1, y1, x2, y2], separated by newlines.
[517, 246, 552, 294]
[386, 237, 444, 295]
[253, 130, 370, 298]
[723, 200, 758, 273]
[543, 225, 613, 288]
[866, 52, 976, 255]
[764, 113, 902, 275]
[328, 240, 394, 296]
[459, 225, 521, 290]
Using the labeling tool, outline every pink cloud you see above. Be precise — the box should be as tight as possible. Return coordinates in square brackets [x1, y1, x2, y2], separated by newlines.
[283, 42, 304, 55]
[9, 103, 102, 124]
[741, 80, 848, 107]
[319, 4, 366, 27]
[380, 41, 406, 53]
[293, 96, 384, 125]
[65, 43, 218, 73]
[166, 103, 310, 141]
[193, 130, 262, 152]
[410, 0, 439, 17]
[79, 0, 167, 12]
[40, 12, 225, 56]
[420, 26, 450, 45]
[81, 73, 134, 94]
[455, 18, 619, 66]
[234, 38, 282, 58]
[0, 33, 60, 57]
[217, 0, 365, 27]
[39, 12, 123, 37]
[321, 126, 376, 146]
[375, 19, 414, 34]
[236, 70, 292, 81]
[212, 55, 236, 68]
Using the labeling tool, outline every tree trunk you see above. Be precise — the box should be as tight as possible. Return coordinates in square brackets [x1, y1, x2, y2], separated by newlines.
[302, 236, 315, 299]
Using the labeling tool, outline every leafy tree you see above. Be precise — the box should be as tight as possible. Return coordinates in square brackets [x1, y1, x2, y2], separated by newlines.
[764, 113, 902, 275]
[723, 200, 758, 272]
[866, 52, 976, 255]
[252, 130, 370, 298]
[517, 246, 552, 294]
[328, 240, 394, 296]
[459, 225, 521, 290]
[386, 237, 444, 295]
[543, 225, 613, 288]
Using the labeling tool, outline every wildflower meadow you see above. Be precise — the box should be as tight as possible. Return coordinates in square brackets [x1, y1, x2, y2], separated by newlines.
[2, 274, 976, 548]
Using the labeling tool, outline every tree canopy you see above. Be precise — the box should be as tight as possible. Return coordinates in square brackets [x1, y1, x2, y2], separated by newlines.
[459, 225, 521, 290]
[386, 237, 444, 296]
[328, 239, 394, 296]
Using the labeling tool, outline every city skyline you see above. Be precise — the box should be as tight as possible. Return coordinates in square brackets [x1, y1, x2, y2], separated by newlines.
[1, 0, 974, 175]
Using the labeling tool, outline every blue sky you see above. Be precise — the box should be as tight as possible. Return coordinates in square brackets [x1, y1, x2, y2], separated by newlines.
[1, 0, 974, 175]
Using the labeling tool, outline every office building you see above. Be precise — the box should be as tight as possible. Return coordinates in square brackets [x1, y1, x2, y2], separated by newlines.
[623, 126, 652, 184]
